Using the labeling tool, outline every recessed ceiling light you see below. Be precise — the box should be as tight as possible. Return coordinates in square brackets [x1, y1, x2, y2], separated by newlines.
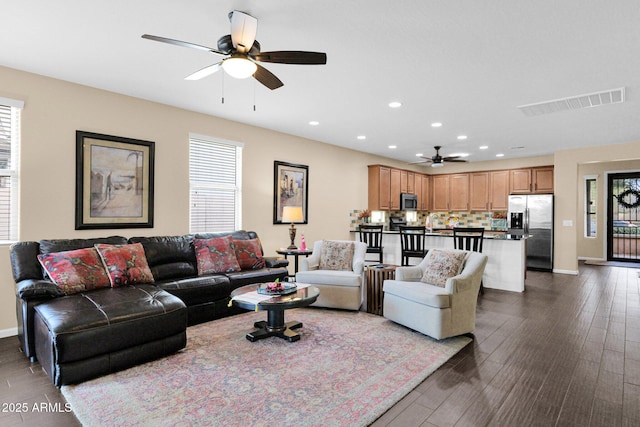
[309, 121, 319, 126]
[457, 135, 467, 140]
[388, 145, 397, 149]
[449, 152, 470, 158]
[415, 153, 423, 157]
[388, 101, 402, 108]
[479, 145, 489, 150]
[431, 122, 442, 128]
[357, 135, 366, 140]
[496, 153, 505, 157]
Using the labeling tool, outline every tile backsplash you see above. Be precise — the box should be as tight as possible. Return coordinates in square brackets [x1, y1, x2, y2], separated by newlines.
[350, 209, 504, 231]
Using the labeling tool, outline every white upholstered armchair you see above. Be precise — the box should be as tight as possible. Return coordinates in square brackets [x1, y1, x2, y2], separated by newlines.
[295, 240, 367, 310]
[383, 249, 488, 340]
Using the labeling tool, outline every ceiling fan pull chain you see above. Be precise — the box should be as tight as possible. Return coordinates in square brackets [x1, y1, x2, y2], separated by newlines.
[221, 71, 225, 104]
[253, 79, 256, 111]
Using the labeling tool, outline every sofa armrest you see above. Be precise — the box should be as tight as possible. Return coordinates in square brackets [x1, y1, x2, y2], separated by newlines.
[264, 256, 289, 268]
[395, 266, 423, 282]
[16, 279, 64, 300]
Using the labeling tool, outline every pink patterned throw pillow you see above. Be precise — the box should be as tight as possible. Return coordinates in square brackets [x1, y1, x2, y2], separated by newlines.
[37, 247, 111, 295]
[233, 238, 266, 270]
[194, 236, 241, 275]
[319, 240, 354, 271]
[95, 243, 155, 287]
[420, 249, 468, 287]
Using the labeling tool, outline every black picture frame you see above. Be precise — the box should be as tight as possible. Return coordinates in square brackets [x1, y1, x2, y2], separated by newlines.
[273, 161, 309, 224]
[75, 131, 155, 229]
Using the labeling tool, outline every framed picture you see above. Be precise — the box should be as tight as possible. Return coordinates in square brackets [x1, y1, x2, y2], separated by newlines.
[75, 131, 155, 229]
[273, 161, 308, 224]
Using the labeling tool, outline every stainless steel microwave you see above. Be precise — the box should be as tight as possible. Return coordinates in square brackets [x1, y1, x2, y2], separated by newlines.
[400, 193, 418, 211]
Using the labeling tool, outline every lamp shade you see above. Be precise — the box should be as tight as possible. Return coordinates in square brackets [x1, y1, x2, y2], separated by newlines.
[282, 206, 304, 223]
[222, 55, 257, 79]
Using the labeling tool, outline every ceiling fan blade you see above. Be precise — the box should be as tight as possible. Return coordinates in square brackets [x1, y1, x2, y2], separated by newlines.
[141, 34, 225, 55]
[185, 62, 222, 80]
[253, 51, 327, 65]
[445, 159, 468, 162]
[253, 64, 284, 90]
[229, 10, 258, 53]
[408, 160, 430, 165]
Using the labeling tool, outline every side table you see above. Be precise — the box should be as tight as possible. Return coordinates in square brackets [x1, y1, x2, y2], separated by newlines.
[276, 248, 313, 279]
[365, 264, 397, 315]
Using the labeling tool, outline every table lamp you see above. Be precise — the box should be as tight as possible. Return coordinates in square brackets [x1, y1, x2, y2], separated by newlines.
[282, 206, 304, 249]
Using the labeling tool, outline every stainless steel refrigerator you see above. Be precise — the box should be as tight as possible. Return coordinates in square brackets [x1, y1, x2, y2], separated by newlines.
[508, 194, 554, 271]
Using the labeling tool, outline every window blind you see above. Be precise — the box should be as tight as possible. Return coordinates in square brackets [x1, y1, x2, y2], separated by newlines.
[189, 135, 242, 233]
[0, 101, 21, 242]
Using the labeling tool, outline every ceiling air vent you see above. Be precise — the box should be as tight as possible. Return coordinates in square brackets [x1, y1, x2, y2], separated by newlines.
[517, 87, 625, 116]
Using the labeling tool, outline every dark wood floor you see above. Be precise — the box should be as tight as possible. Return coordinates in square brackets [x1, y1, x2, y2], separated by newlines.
[1, 262, 638, 426]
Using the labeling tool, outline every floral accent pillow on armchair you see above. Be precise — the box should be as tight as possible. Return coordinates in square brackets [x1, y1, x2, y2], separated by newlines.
[420, 249, 468, 287]
[319, 240, 355, 271]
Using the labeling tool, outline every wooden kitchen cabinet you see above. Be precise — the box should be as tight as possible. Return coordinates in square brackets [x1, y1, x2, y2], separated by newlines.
[532, 167, 554, 193]
[449, 173, 469, 210]
[510, 168, 532, 194]
[431, 174, 450, 211]
[470, 170, 510, 211]
[414, 174, 430, 210]
[489, 170, 510, 210]
[368, 165, 391, 210]
[390, 168, 401, 209]
[510, 166, 554, 194]
[469, 172, 490, 211]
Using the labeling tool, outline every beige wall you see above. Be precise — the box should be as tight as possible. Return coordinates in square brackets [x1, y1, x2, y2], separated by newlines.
[577, 160, 640, 260]
[0, 65, 412, 334]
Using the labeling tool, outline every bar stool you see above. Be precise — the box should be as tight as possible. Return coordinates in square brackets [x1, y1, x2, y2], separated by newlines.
[453, 227, 485, 294]
[358, 224, 384, 264]
[399, 225, 427, 266]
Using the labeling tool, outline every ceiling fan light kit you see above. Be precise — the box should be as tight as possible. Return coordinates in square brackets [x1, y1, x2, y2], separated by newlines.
[222, 55, 257, 79]
[142, 10, 326, 90]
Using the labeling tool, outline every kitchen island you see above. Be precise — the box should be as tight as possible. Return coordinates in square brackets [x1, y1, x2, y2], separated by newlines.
[353, 230, 526, 293]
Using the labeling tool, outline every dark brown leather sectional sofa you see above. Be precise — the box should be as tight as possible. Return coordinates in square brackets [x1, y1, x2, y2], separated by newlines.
[10, 230, 288, 386]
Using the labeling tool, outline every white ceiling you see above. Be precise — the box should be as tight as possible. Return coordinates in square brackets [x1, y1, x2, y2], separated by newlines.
[3, 1, 640, 165]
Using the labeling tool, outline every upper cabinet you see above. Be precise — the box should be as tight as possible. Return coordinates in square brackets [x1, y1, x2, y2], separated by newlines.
[390, 168, 401, 210]
[470, 170, 510, 211]
[368, 165, 391, 210]
[369, 164, 552, 212]
[510, 166, 554, 194]
[431, 173, 469, 211]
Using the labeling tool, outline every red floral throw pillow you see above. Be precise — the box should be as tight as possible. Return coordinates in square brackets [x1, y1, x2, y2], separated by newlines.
[193, 236, 241, 275]
[233, 238, 266, 270]
[37, 247, 111, 295]
[95, 243, 155, 287]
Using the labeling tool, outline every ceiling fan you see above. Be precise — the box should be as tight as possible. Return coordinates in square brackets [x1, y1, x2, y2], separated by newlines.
[141, 10, 327, 90]
[411, 146, 468, 168]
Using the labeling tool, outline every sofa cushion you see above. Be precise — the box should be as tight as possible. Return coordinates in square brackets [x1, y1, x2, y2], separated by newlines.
[420, 249, 467, 287]
[194, 236, 241, 275]
[295, 269, 361, 287]
[319, 240, 354, 271]
[128, 235, 197, 280]
[233, 238, 266, 270]
[37, 248, 111, 295]
[95, 243, 155, 287]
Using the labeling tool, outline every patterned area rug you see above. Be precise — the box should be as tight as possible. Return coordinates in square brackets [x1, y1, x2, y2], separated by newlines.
[62, 308, 471, 427]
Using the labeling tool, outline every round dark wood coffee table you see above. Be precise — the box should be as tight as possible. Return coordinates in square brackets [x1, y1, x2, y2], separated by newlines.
[230, 283, 320, 342]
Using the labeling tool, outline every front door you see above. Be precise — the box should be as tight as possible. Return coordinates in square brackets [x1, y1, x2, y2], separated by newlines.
[607, 172, 640, 262]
